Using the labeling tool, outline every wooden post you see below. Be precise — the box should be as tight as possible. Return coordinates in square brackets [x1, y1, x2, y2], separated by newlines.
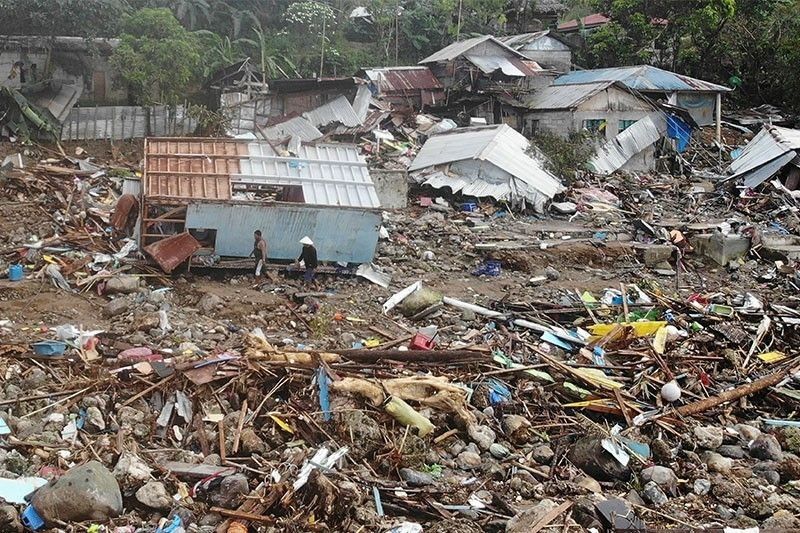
[715, 92, 722, 148]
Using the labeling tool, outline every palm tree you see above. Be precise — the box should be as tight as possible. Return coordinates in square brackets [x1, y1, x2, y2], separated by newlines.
[239, 23, 298, 78]
[171, 0, 211, 30]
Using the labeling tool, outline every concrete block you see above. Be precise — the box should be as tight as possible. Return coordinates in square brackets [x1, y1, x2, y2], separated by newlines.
[701, 233, 751, 266]
[370, 169, 408, 209]
[635, 244, 674, 266]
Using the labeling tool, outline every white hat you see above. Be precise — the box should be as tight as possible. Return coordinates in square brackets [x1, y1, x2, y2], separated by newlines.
[299, 236, 314, 245]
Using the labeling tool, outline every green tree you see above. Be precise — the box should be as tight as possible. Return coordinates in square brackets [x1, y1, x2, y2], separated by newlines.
[0, 0, 129, 36]
[110, 8, 204, 104]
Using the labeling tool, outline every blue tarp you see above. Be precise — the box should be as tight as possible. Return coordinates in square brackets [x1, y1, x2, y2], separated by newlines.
[666, 115, 692, 153]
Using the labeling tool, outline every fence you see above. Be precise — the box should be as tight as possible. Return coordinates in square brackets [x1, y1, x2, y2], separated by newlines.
[60, 104, 198, 141]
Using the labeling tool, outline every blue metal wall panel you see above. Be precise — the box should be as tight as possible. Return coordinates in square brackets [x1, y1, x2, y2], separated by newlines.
[185, 203, 381, 263]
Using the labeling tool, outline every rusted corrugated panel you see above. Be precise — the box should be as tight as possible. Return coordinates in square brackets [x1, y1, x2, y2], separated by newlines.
[144, 231, 201, 273]
[145, 138, 243, 200]
[366, 67, 443, 93]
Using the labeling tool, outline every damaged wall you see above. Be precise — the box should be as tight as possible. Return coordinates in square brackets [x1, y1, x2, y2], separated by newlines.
[370, 169, 409, 209]
[526, 86, 653, 140]
[0, 37, 126, 105]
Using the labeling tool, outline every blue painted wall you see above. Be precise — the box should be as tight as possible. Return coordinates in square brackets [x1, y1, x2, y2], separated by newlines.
[185, 202, 381, 264]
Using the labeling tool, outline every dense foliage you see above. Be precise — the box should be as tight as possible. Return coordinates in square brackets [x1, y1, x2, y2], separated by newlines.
[2, 0, 800, 110]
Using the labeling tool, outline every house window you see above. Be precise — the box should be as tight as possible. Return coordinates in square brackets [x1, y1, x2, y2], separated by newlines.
[583, 119, 606, 134]
[527, 119, 540, 136]
[619, 119, 637, 132]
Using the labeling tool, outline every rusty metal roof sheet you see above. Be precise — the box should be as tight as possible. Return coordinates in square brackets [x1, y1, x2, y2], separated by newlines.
[362, 66, 443, 93]
[144, 231, 201, 273]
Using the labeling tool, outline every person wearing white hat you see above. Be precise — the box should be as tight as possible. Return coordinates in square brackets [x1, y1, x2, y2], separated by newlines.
[295, 236, 318, 283]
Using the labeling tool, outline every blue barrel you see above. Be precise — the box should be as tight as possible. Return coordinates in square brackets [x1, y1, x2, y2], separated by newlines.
[8, 264, 23, 281]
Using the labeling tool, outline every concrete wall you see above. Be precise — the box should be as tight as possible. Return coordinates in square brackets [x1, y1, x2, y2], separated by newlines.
[370, 169, 409, 209]
[525, 87, 653, 140]
[0, 44, 126, 105]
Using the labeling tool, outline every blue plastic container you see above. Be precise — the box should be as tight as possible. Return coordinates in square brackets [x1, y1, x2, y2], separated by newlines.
[31, 341, 67, 357]
[22, 505, 44, 530]
[462, 202, 478, 212]
[8, 264, 23, 281]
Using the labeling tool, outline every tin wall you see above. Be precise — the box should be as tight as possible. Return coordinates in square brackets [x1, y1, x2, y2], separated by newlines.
[185, 202, 381, 263]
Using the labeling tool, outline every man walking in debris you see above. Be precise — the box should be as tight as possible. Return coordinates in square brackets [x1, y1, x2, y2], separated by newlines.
[295, 236, 318, 284]
[252, 230, 268, 278]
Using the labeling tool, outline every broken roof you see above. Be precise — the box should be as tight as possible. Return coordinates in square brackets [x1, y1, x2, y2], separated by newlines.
[144, 138, 380, 209]
[408, 124, 563, 211]
[498, 31, 571, 51]
[555, 65, 730, 93]
[419, 35, 529, 64]
[726, 125, 800, 188]
[557, 13, 611, 32]
[525, 81, 645, 111]
[360, 66, 443, 93]
[588, 113, 668, 175]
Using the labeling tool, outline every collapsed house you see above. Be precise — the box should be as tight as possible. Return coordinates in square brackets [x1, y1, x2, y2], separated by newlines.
[209, 61, 371, 139]
[522, 80, 656, 139]
[724, 125, 800, 190]
[418, 35, 543, 92]
[137, 138, 382, 272]
[497, 31, 572, 72]
[554, 65, 730, 128]
[358, 66, 444, 109]
[408, 124, 563, 212]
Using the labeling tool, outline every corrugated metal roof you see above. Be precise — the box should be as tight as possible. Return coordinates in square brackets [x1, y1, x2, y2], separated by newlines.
[144, 137, 380, 209]
[555, 65, 730, 93]
[408, 125, 563, 211]
[588, 113, 668, 174]
[498, 31, 570, 52]
[302, 95, 362, 128]
[32, 83, 81, 123]
[726, 125, 800, 187]
[419, 35, 528, 64]
[261, 116, 322, 142]
[525, 81, 617, 110]
[362, 66, 443, 93]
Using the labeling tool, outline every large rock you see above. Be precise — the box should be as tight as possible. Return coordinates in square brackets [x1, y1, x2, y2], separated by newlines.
[762, 509, 799, 530]
[135, 481, 173, 510]
[502, 415, 532, 445]
[198, 293, 224, 313]
[104, 275, 140, 294]
[568, 436, 631, 481]
[467, 424, 496, 451]
[749, 434, 783, 461]
[399, 468, 435, 487]
[704, 452, 733, 474]
[456, 451, 483, 470]
[642, 481, 668, 506]
[0, 502, 22, 533]
[640, 465, 678, 495]
[30, 461, 122, 525]
[103, 297, 130, 317]
[694, 425, 723, 449]
[210, 474, 249, 509]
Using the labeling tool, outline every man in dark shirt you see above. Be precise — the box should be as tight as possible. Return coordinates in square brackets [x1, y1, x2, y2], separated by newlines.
[252, 230, 268, 277]
[297, 236, 318, 283]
